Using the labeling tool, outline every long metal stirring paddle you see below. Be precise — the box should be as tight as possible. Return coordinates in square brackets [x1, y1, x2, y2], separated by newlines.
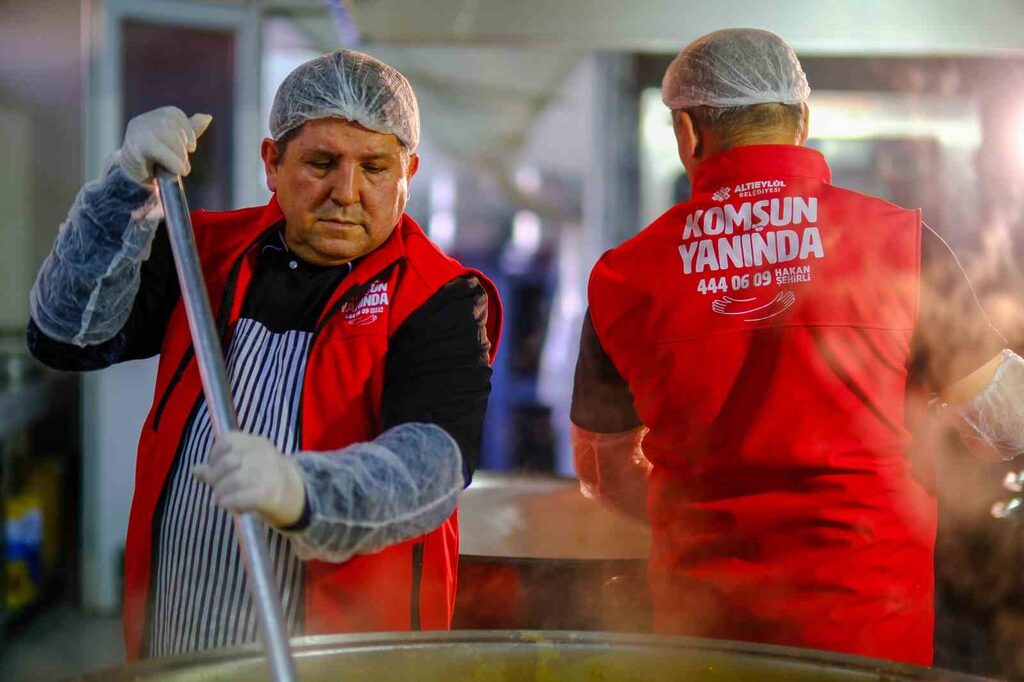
[156, 168, 297, 682]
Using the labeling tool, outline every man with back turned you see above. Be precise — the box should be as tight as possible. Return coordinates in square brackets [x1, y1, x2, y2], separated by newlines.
[571, 28, 1023, 665]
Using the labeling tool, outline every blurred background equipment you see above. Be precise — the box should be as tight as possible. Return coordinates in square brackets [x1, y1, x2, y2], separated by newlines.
[454, 472, 651, 632]
[2, 0, 1024, 679]
[0, 337, 78, 655]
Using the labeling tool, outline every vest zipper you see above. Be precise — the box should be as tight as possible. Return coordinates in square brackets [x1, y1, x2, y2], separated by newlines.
[410, 540, 424, 630]
[150, 244, 252, 431]
[151, 347, 195, 431]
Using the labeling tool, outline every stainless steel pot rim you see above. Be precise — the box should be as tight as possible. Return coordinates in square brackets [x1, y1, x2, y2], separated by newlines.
[458, 554, 648, 566]
[85, 630, 995, 681]
[464, 473, 579, 491]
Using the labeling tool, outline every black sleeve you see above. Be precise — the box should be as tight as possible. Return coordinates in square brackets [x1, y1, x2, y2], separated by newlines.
[27, 222, 181, 371]
[908, 225, 1006, 391]
[381, 276, 492, 486]
[570, 309, 643, 433]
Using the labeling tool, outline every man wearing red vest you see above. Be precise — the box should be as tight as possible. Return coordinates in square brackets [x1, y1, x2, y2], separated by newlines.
[572, 29, 1023, 666]
[28, 50, 501, 659]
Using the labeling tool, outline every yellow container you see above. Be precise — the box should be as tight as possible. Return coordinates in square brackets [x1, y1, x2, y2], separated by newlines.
[4, 490, 43, 611]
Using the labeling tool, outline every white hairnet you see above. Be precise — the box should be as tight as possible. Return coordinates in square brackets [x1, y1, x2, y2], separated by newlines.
[662, 28, 810, 110]
[270, 49, 420, 151]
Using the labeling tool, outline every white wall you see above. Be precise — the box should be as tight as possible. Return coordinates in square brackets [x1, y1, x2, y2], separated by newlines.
[0, 109, 33, 331]
[0, 0, 103, 605]
[0, 1, 85, 332]
[81, 361, 157, 613]
[0, 0, 142, 616]
[518, 57, 596, 183]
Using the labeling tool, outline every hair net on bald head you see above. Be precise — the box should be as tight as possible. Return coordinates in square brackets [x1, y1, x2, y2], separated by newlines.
[662, 28, 810, 110]
[270, 49, 420, 152]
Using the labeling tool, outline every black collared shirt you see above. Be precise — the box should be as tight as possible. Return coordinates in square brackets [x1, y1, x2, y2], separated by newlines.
[28, 222, 492, 483]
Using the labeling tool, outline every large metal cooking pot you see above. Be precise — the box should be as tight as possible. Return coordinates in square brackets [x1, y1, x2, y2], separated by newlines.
[454, 473, 652, 631]
[75, 630, 996, 681]
[457, 473, 650, 560]
[76, 476, 997, 680]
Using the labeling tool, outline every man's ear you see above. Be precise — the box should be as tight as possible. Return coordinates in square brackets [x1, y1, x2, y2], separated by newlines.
[672, 110, 701, 170]
[406, 153, 420, 181]
[260, 138, 280, 193]
[799, 103, 810, 145]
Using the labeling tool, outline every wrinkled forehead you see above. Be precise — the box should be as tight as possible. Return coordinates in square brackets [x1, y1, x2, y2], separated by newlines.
[286, 117, 409, 157]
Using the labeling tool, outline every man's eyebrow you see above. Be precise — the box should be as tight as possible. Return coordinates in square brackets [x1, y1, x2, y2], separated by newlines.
[302, 148, 394, 162]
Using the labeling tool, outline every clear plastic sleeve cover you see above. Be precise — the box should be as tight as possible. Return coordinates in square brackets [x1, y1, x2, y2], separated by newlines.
[287, 422, 463, 562]
[29, 161, 161, 346]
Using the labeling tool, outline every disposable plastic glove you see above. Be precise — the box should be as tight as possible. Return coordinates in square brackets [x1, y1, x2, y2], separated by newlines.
[572, 423, 651, 522]
[194, 431, 307, 529]
[959, 349, 1024, 460]
[120, 106, 212, 185]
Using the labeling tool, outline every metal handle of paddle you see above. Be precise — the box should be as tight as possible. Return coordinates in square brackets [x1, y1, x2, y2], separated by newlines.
[156, 169, 297, 682]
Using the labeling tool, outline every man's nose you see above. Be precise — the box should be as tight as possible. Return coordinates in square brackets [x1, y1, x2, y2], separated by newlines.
[330, 163, 359, 205]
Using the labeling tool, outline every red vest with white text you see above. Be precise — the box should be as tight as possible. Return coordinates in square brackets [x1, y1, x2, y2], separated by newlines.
[122, 198, 501, 659]
[588, 145, 932, 665]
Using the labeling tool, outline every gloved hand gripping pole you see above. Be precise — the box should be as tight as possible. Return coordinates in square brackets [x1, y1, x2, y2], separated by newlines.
[156, 169, 297, 682]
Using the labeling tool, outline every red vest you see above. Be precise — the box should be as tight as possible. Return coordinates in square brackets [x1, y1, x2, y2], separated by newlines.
[122, 197, 501, 659]
[588, 146, 933, 664]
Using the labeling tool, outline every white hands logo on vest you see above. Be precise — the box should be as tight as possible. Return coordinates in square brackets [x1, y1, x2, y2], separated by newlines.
[711, 291, 796, 322]
[711, 186, 731, 202]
